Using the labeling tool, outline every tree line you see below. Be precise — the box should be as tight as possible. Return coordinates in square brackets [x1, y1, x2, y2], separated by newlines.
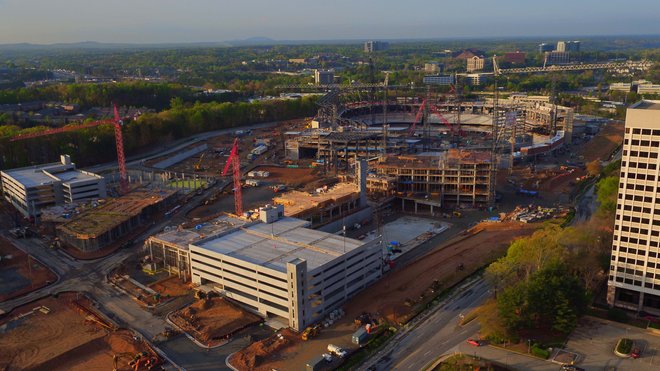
[0, 96, 318, 169]
[477, 160, 620, 342]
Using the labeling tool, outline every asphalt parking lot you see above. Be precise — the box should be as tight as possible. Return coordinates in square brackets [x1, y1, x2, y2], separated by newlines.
[565, 316, 660, 370]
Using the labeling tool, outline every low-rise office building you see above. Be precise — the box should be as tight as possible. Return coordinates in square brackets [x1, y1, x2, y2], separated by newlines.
[1, 155, 106, 218]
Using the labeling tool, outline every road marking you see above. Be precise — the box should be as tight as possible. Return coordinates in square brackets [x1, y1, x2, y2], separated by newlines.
[424, 350, 432, 356]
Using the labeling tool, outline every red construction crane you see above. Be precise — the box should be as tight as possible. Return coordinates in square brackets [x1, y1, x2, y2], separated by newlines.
[222, 138, 243, 216]
[428, 105, 464, 137]
[11, 104, 129, 194]
[408, 99, 427, 136]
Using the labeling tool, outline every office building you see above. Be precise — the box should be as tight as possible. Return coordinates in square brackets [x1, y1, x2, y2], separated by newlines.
[607, 100, 660, 315]
[466, 56, 485, 72]
[423, 75, 455, 86]
[544, 51, 570, 65]
[637, 83, 660, 95]
[557, 40, 580, 52]
[538, 43, 554, 53]
[1, 155, 106, 218]
[364, 41, 389, 53]
[314, 70, 334, 85]
[188, 205, 383, 331]
[424, 62, 443, 74]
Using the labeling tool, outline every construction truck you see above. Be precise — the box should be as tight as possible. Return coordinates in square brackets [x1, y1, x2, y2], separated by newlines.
[301, 324, 322, 341]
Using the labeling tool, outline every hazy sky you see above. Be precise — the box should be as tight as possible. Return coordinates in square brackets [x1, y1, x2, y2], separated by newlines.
[0, 0, 658, 44]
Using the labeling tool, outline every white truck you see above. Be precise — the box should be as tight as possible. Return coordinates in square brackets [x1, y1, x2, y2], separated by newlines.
[327, 344, 347, 358]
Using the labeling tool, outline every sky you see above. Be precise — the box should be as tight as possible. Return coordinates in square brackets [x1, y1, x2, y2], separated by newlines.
[0, 0, 658, 44]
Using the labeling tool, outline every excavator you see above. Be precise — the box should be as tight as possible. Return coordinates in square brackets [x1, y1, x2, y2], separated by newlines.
[194, 153, 206, 171]
[301, 324, 322, 341]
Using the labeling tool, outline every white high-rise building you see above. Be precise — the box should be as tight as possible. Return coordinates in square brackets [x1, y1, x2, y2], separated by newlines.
[608, 100, 660, 314]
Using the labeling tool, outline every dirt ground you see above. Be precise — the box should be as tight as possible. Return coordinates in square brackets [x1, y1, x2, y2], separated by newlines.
[170, 297, 262, 346]
[0, 237, 57, 302]
[229, 329, 299, 371]
[148, 276, 192, 297]
[232, 221, 539, 371]
[579, 121, 624, 163]
[344, 222, 537, 324]
[251, 165, 321, 188]
[0, 293, 153, 371]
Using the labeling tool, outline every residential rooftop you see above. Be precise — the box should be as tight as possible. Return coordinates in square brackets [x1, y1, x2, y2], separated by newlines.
[194, 216, 364, 273]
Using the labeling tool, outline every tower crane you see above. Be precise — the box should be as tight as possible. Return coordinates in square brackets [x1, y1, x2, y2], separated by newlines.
[222, 138, 243, 216]
[11, 104, 129, 194]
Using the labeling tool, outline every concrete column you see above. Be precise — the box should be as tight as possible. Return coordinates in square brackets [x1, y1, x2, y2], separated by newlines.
[639, 292, 645, 313]
[606, 285, 616, 307]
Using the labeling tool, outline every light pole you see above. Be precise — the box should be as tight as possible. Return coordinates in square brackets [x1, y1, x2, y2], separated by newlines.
[528, 339, 531, 354]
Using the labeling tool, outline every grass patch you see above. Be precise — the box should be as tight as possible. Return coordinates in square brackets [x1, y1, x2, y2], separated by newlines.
[561, 208, 576, 227]
[616, 338, 633, 354]
[649, 321, 660, 330]
[531, 344, 550, 359]
[432, 354, 512, 371]
[169, 179, 207, 189]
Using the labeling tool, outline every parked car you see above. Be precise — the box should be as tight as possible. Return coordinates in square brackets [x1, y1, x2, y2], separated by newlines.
[466, 339, 483, 347]
[631, 347, 641, 359]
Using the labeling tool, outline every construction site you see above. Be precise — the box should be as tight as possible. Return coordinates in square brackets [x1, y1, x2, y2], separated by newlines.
[0, 236, 57, 302]
[56, 187, 178, 253]
[0, 292, 159, 371]
[169, 296, 263, 347]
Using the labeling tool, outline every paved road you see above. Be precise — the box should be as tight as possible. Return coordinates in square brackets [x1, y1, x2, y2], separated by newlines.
[85, 120, 281, 173]
[358, 278, 490, 371]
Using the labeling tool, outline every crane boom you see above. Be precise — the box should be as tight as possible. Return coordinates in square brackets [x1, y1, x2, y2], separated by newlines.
[222, 138, 243, 216]
[11, 104, 129, 194]
[408, 99, 427, 136]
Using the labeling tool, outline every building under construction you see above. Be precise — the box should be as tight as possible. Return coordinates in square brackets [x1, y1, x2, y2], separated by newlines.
[271, 160, 369, 229]
[285, 130, 387, 161]
[56, 188, 178, 252]
[368, 149, 494, 209]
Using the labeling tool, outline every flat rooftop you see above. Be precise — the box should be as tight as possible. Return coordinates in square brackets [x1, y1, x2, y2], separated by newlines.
[151, 214, 249, 249]
[57, 188, 177, 238]
[2, 160, 101, 188]
[632, 100, 660, 110]
[273, 182, 360, 217]
[194, 217, 365, 272]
